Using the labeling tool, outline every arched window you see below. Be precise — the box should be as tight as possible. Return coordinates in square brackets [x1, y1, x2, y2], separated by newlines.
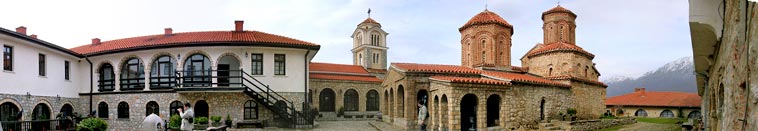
[146, 101, 159, 116]
[635, 109, 648, 117]
[616, 109, 624, 116]
[319, 88, 336, 112]
[98, 102, 108, 118]
[98, 63, 115, 91]
[687, 111, 701, 119]
[660, 110, 674, 118]
[183, 54, 211, 87]
[32, 103, 51, 130]
[244, 100, 258, 120]
[398, 86, 405, 117]
[150, 55, 175, 88]
[584, 66, 589, 77]
[366, 90, 379, 111]
[169, 101, 182, 116]
[344, 89, 359, 111]
[358, 54, 363, 66]
[486, 95, 501, 127]
[118, 102, 129, 118]
[120, 58, 145, 90]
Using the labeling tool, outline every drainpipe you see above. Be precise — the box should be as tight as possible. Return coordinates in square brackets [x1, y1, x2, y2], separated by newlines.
[85, 56, 93, 114]
[304, 49, 311, 112]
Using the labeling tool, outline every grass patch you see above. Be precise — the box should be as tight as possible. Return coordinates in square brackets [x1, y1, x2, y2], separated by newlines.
[636, 117, 685, 124]
[596, 125, 624, 131]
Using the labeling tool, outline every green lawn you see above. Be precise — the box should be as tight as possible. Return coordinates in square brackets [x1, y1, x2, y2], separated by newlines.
[636, 117, 686, 124]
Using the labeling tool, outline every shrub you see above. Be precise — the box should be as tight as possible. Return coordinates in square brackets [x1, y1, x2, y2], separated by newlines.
[225, 114, 232, 123]
[567, 108, 578, 116]
[337, 107, 345, 116]
[211, 116, 222, 123]
[169, 115, 182, 129]
[194, 117, 209, 125]
[76, 118, 108, 131]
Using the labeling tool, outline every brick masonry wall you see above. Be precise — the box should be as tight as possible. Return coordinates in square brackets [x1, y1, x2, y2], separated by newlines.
[460, 24, 513, 68]
[0, 93, 81, 121]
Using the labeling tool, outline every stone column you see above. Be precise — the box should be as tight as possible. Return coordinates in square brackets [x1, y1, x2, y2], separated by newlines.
[114, 71, 121, 91]
[144, 68, 150, 91]
[211, 66, 218, 87]
[477, 95, 487, 131]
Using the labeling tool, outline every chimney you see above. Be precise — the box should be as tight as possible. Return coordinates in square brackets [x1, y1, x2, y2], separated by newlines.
[92, 38, 101, 45]
[164, 28, 173, 35]
[30, 34, 37, 39]
[234, 20, 244, 31]
[16, 26, 27, 35]
[635, 88, 645, 95]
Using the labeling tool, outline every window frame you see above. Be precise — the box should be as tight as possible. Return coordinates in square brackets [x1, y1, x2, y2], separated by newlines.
[117, 102, 129, 118]
[243, 100, 258, 120]
[145, 101, 159, 116]
[38, 54, 46, 76]
[182, 54, 212, 87]
[98, 64, 115, 91]
[3, 45, 12, 71]
[150, 55, 176, 88]
[98, 102, 108, 119]
[169, 101, 182, 117]
[250, 53, 263, 75]
[64, 61, 70, 80]
[274, 54, 285, 75]
[120, 58, 145, 90]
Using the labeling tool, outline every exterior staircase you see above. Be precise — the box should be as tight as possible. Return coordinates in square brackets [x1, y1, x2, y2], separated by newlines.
[239, 71, 314, 128]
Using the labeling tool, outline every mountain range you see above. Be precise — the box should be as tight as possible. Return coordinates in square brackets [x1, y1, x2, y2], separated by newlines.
[603, 56, 698, 97]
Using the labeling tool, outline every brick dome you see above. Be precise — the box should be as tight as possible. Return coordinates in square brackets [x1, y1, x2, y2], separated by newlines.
[360, 17, 381, 26]
[542, 5, 577, 19]
[459, 10, 512, 31]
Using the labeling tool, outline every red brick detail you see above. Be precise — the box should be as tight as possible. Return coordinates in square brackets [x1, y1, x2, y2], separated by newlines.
[459, 10, 513, 31]
[482, 71, 570, 88]
[546, 75, 608, 87]
[606, 90, 701, 107]
[542, 5, 577, 19]
[70, 31, 319, 55]
[310, 73, 382, 82]
[525, 42, 595, 58]
[391, 63, 482, 75]
[361, 18, 381, 25]
[429, 76, 511, 86]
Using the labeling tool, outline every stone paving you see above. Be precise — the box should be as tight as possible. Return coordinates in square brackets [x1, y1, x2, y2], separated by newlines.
[227, 120, 383, 131]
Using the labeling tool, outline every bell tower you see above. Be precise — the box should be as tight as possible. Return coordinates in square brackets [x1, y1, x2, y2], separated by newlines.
[542, 5, 577, 45]
[352, 12, 388, 70]
[459, 9, 514, 68]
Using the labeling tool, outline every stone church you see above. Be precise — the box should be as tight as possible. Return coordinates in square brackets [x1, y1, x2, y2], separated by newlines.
[376, 6, 607, 130]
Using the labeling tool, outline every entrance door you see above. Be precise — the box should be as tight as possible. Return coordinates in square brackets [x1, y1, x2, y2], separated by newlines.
[460, 94, 477, 131]
[218, 64, 230, 86]
[319, 89, 336, 112]
[195, 100, 209, 118]
[540, 99, 545, 121]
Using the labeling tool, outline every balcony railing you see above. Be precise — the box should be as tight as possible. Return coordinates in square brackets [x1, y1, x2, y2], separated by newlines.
[0, 119, 77, 131]
[175, 70, 243, 88]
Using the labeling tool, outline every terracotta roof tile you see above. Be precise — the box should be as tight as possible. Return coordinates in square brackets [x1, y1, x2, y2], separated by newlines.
[525, 42, 595, 58]
[310, 73, 382, 82]
[542, 5, 577, 19]
[459, 10, 512, 31]
[70, 31, 319, 55]
[511, 66, 528, 72]
[546, 75, 608, 87]
[429, 76, 510, 86]
[482, 71, 570, 87]
[391, 63, 482, 74]
[606, 91, 701, 107]
[360, 18, 381, 25]
[310, 62, 369, 74]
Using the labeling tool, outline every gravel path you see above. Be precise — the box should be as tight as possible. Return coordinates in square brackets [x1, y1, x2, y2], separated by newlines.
[227, 121, 379, 131]
[617, 122, 680, 131]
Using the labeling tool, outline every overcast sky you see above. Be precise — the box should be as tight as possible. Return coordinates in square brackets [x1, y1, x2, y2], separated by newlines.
[0, 0, 692, 80]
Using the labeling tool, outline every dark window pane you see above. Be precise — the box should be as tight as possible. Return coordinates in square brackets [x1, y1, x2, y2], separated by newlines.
[274, 54, 285, 75]
[39, 54, 45, 76]
[251, 54, 263, 75]
[118, 102, 129, 118]
[65, 61, 70, 80]
[3, 46, 12, 71]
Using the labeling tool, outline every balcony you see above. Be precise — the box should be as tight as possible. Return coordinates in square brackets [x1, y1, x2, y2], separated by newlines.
[174, 70, 245, 92]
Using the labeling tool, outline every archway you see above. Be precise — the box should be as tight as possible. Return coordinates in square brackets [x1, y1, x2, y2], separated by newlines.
[433, 95, 439, 130]
[384, 90, 389, 113]
[687, 111, 701, 119]
[616, 109, 625, 116]
[319, 88, 336, 112]
[32, 103, 51, 130]
[440, 95, 448, 131]
[1, 102, 20, 130]
[397, 85, 404, 117]
[416, 89, 428, 125]
[183, 54, 211, 87]
[460, 94, 477, 131]
[660, 110, 674, 118]
[635, 109, 648, 117]
[217, 55, 241, 87]
[60, 104, 75, 129]
[366, 90, 379, 111]
[486, 95, 500, 127]
[344, 89, 359, 111]
[195, 100, 209, 118]
[540, 98, 546, 120]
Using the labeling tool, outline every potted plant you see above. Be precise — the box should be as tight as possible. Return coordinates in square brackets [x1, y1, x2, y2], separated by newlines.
[194, 116, 209, 129]
[225, 114, 233, 127]
[168, 115, 182, 130]
[211, 116, 222, 127]
[337, 107, 345, 117]
[76, 118, 108, 131]
[567, 108, 578, 121]
[558, 112, 565, 121]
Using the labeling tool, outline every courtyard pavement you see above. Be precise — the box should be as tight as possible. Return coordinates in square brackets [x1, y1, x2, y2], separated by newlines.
[227, 120, 392, 131]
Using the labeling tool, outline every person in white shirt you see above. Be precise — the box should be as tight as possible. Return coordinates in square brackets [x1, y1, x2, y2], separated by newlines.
[178, 103, 194, 131]
[417, 102, 427, 131]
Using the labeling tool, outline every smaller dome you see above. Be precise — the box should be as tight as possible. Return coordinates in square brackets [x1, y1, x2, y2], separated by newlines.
[360, 17, 381, 26]
[459, 10, 512, 31]
[542, 5, 577, 19]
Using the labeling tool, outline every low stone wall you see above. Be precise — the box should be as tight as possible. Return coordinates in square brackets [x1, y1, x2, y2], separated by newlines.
[569, 118, 636, 131]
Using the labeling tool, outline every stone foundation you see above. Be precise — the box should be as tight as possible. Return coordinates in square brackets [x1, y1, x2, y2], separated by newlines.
[0, 93, 82, 121]
[569, 118, 636, 131]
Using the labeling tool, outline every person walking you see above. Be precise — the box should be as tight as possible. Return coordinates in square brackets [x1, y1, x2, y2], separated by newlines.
[178, 103, 194, 131]
[417, 102, 428, 131]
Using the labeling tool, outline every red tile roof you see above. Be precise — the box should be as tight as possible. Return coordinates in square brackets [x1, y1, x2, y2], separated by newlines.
[391, 63, 482, 75]
[70, 31, 319, 55]
[429, 76, 510, 86]
[310, 62, 369, 74]
[606, 91, 701, 107]
[542, 5, 577, 19]
[546, 75, 608, 87]
[525, 42, 595, 58]
[511, 66, 528, 72]
[361, 18, 381, 25]
[309, 62, 382, 82]
[310, 74, 382, 82]
[459, 10, 512, 31]
[482, 71, 570, 88]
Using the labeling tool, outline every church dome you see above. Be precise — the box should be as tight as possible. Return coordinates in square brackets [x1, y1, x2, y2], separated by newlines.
[459, 10, 512, 31]
[360, 17, 381, 26]
[542, 5, 577, 19]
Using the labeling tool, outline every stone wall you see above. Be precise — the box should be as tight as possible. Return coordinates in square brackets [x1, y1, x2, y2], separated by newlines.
[569, 118, 636, 131]
[0, 93, 81, 121]
[309, 78, 382, 120]
[570, 82, 606, 119]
